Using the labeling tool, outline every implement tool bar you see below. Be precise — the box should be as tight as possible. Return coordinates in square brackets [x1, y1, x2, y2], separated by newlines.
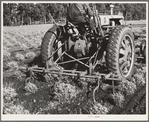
[32, 68, 122, 82]
[18, 66, 122, 82]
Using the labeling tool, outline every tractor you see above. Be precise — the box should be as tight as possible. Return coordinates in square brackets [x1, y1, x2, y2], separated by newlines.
[24, 4, 141, 102]
[40, 4, 135, 80]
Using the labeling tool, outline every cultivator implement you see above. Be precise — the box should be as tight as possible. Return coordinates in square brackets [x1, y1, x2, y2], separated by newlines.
[24, 66, 122, 83]
[21, 31, 145, 103]
[17, 64, 122, 103]
[19, 21, 145, 104]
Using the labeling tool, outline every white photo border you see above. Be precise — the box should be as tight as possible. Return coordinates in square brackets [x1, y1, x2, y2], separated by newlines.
[1, 0, 148, 121]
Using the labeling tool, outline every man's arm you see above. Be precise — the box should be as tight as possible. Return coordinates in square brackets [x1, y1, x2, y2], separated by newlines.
[84, 4, 93, 17]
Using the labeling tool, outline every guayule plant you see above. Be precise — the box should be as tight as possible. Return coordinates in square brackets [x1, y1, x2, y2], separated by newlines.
[111, 92, 124, 107]
[118, 80, 137, 96]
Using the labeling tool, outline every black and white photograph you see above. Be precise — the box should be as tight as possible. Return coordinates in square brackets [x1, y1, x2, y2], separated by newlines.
[1, 0, 148, 121]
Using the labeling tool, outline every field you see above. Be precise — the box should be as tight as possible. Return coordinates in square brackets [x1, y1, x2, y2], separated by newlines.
[2, 23, 146, 116]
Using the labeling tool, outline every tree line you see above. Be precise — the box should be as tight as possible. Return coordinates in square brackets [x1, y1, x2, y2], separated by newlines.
[3, 3, 146, 26]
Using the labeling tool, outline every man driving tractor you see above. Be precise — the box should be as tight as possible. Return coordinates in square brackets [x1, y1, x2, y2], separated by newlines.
[68, 3, 96, 32]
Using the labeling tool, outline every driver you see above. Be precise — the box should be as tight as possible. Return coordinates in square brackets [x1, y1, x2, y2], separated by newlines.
[68, 3, 95, 31]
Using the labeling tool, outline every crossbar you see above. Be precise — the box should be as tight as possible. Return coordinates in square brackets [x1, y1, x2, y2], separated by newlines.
[57, 57, 90, 65]
[64, 52, 90, 68]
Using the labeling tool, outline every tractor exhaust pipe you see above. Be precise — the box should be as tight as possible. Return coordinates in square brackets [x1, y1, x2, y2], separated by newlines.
[110, 4, 114, 15]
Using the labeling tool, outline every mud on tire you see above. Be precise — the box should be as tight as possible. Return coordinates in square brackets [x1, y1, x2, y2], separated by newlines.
[106, 26, 135, 79]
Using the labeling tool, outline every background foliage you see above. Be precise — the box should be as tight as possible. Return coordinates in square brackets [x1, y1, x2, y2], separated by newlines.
[3, 3, 146, 26]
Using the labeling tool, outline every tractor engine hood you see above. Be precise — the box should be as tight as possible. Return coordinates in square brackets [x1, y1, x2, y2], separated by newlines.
[99, 14, 124, 25]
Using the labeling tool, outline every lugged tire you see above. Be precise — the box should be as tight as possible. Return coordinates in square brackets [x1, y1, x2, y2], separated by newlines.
[41, 25, 57, 66]
[106, 26, 135, 79]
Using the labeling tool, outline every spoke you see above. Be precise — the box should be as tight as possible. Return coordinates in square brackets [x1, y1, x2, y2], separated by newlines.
[123, 67, 129, 74]
[119, 56, 125, 64]
[127, 44, 132, 53]
[120, 48, 125, 55]
[120, 61, 128, 71]
[121, 40, 126, 49]
[120, 59, 131, 75]
[123, 37, 130, 50]
[124, 39, 130, 48]
[123, 36, 127, 43]
[127, 60, 131, 67]
[129, 56, 132, 62]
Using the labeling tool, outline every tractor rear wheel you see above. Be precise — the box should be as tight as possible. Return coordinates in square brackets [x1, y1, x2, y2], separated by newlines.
[41, 25, 58, 67]
[41, 25, 76, 70]
[106, 26, 135, 80]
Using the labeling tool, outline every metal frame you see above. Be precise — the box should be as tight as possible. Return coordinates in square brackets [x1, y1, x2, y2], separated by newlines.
[46, 39, 102, 75]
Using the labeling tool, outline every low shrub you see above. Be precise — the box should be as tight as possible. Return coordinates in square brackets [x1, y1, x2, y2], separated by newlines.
[24, 82, 38, 94]
[4, 104, 30, 114]
[54, 82, 80, 103]
[14, 70, 26, 80]
[15, 53, 25, 61]
[7, 61, 18, 70]
[90, 102, 109, 114]
[118, 80, 137, 96]
[3, 82, 17, 102]
[25, 52, 36, 60]
[111, 92, 124, 107]
[3, 82, 30, 114]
